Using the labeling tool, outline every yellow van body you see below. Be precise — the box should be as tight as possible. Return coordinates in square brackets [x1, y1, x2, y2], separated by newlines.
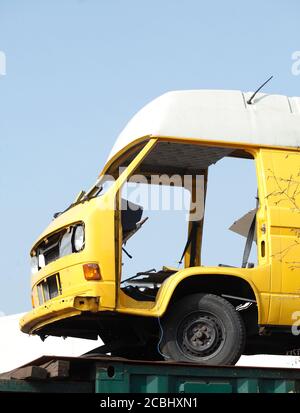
[20, 90, 300, 363]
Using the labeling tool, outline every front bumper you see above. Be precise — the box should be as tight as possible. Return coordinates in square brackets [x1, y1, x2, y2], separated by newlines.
[21, 257, 117, 336]
[20, 294, 101, 335]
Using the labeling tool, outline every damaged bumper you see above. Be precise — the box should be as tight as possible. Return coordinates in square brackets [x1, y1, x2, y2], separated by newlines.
[20, 295, 101, 335]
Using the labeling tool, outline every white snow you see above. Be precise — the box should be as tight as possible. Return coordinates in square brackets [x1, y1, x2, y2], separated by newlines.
[0, 313, 103, 373]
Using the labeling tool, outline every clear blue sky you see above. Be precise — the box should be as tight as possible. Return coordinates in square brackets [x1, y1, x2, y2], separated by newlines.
[0, 0, 299, 314]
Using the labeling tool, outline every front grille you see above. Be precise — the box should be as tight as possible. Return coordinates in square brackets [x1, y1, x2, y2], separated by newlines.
[38, 231, 63, 267]
[37, 274, 62, 305]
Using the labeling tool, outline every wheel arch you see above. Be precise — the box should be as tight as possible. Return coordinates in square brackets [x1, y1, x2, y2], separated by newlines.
[156, 272, 261, 329]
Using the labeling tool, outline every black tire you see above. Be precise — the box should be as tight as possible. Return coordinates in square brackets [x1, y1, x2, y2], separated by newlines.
[161, 293, 246, 366]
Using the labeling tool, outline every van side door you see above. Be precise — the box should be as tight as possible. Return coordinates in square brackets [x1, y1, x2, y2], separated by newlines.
[260, 149, 300, 326]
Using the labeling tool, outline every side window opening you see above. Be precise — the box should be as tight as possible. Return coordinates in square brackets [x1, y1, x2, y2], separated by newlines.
[201, 156, 258, 268]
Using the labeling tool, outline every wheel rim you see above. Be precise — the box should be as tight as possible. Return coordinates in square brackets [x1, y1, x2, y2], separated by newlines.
[177, 311, 226, 361]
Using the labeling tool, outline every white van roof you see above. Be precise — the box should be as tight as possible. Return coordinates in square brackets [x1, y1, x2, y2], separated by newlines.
[108, 90, 300, 162]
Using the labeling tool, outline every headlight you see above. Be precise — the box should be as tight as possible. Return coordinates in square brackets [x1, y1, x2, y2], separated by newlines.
[74, 225, 85, 252]
[30, 256, 39, 275]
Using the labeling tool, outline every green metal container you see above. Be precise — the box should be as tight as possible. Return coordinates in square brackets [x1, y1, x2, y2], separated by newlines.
[0, 356, 300, 393]
[95, 361, 300, 393]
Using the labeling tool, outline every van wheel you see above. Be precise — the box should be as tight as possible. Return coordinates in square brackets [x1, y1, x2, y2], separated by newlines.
[161, 293, 245, 365]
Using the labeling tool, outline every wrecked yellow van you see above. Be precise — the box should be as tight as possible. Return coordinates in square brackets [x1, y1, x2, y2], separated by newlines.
[20, 90, 300, 365]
